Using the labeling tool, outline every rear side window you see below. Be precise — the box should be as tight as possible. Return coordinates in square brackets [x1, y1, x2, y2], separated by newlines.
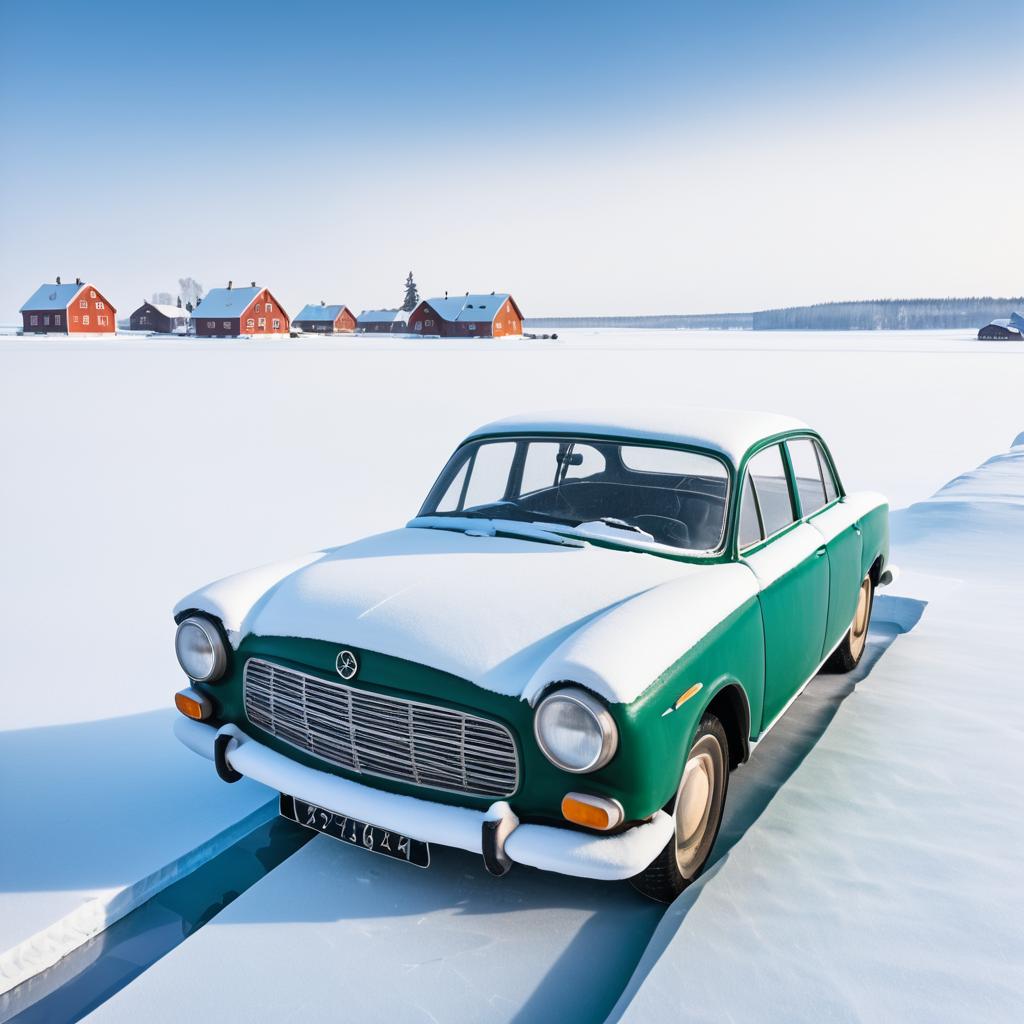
[738, 475, 762, 548]
[786, 438, 827, 516]
[746, 444, 795, 537]
[816, 442, 839, 502]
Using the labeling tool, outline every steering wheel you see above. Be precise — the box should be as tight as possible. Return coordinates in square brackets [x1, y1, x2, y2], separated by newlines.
[631, 515, 691, 548]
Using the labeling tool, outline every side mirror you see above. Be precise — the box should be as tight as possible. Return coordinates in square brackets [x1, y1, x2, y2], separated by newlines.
[557, 452, 584, 467]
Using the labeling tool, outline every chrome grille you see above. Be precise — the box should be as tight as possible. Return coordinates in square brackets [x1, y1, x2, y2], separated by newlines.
[243, 658, 519, 797]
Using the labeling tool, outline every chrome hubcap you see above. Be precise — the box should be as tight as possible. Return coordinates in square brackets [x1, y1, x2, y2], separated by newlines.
[674, 735, 723, 876]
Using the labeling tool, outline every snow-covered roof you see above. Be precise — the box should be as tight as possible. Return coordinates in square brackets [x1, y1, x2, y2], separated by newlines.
[143, 302, 190, 319]
[295, 303, 348, 322]
[194, 287, 262, 318]
[986, 318, 1021, 333]
[20, 282, 85, 311]
[357, 308, 407, 324]
[1011, 311, 1024, 331]
[468, 407, 810, 465]
[422, 294, 513, 323]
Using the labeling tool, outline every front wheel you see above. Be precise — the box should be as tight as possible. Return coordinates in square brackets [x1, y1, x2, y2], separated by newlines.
[630, 713, 729, 903]
[824, 573, 874, 673]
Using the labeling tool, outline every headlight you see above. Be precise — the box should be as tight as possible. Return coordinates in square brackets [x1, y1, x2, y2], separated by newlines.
[534, 687, 618, 773]
[175, 616, 228, 682]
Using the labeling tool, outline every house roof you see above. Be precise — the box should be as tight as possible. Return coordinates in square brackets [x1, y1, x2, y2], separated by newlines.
[295, 303, 348, 322]
[139, 302, 189, 319]
[358, 308, 407, 324]
[986, 319, 1021, 333]
[20, 282, 86, 311]
[467, 407, 810, 466]
[420, 293, 515, 323]
[194, 287, 262, 318]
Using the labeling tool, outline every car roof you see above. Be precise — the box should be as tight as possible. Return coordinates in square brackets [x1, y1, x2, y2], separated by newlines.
[467, 407, 810, 465]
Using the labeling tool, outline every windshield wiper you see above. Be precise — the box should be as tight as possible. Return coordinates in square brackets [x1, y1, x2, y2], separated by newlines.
[596, 517, 646, 534]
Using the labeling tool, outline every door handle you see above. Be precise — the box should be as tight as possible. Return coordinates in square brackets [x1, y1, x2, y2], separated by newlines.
[815, 546, 826, 557]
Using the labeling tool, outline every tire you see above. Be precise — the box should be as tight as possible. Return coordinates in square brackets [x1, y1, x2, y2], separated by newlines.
[824, 573, 874, 673]
[630, 713, 729, 903]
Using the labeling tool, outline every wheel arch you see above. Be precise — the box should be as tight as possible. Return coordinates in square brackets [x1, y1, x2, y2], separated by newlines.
[701, 680, 751, 769]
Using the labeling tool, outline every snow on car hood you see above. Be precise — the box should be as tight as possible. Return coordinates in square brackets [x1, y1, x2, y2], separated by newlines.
[175, 526, 757, 705]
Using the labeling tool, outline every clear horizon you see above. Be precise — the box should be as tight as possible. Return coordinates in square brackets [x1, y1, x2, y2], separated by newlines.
[2, 0, 1021, 321]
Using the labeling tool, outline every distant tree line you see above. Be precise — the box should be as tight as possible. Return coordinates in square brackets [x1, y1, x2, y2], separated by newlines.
[526, 297, 1024, 331]
[751, 297, 1024, 331]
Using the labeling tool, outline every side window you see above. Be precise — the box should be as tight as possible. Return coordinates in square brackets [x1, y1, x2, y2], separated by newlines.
[816, 442, 839, 502]
[747, 444, 795, 537]
[786, 438, 827, 516]
[739, 474, 763, 549]
[462, 442, 516, 511]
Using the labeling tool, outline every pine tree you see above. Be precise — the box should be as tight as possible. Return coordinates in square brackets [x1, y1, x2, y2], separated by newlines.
[402, 272, 419, 312]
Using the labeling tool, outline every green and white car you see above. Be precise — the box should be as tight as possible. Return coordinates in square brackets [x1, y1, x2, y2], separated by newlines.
[173, 409, 891, 901]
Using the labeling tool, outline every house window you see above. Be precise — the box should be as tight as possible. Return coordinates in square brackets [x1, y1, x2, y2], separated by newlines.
[414, 322, 423, 332]
[55, 314, 62, 325]
[98, 315, 108, 326]
[223, 321, 231, 330]
[425, 319, 434, 327]
[207, 320, 215, 328]
[247, 319, 255, 329]
[43, 315, 50, 325]
[495, 321, 503, 329]
[96, 301, 105, 310]
[80, 300, 88, 308]
[90, 290, 96, 298]
[82, 314, 90, 325]
[73, 315, 80, 323]
[255, 304, 262, 313]
[467, 323, 477, 331]
[258, 317, 266, 328]
[272, 319, 280, 330]
[30, 315, 38, 325]
[266, 302, 273, 313]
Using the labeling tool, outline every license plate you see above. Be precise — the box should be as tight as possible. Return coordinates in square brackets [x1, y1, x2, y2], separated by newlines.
[280, 794, 430, 868]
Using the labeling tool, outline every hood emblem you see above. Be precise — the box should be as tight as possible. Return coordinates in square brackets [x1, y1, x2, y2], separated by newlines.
[336, 649, 359, 681]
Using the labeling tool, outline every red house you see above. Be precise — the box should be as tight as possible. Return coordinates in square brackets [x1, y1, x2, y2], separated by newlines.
[293, 302, 357, 334]
[193, 282, 290, 338]
[407, 293, 523, 338]
[20, 278, 116, 335]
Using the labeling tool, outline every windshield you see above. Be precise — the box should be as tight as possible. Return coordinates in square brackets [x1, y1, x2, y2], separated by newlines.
[419, 436, 730, 552]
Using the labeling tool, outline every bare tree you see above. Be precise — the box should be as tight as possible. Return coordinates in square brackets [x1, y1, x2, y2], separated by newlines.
[178, 277, 205, 307]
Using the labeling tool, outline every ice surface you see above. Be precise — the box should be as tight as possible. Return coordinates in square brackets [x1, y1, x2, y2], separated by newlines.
[610, 441, 1024, 1023]
[1, 327, 1022, 1017]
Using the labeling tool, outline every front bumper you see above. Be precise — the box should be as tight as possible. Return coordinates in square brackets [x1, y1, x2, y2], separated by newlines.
[175, 717, 672, 881]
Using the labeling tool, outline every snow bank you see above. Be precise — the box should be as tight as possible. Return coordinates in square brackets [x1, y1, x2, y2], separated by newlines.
[610, 439, 1024, 1023]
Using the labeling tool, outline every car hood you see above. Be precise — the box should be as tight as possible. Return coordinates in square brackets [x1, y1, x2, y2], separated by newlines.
[175, 526, 757, 705]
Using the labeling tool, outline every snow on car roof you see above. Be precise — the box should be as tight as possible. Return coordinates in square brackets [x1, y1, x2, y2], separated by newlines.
[468, 407, 810, 464]
[20, 282, 86, 311]
[423, 294, 511, 323]
[194, 287, 262, 317]
[295, 303, 346, 322]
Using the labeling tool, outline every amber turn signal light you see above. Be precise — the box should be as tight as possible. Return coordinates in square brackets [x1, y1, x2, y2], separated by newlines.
[175, 687, 212, 721]
[561, 793, 624, 831]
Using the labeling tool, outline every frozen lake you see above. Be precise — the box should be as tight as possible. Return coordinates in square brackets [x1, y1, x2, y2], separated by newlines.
[1, 327, 1021, 1021]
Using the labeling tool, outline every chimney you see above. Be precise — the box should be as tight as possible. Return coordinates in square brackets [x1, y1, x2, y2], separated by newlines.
[177, 296, 182, 308]
[444, 291, 448, 299]
[56, 275, 61, 285]
[227, 280, 233, 289]
[76, 277, 82, 285]
[490, 290, 495, 295]
[250, 280, 256, 288]
[320, 299, 325, 306]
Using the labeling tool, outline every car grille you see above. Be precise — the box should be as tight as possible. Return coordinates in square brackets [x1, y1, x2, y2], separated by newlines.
[242, 658, 519, 798]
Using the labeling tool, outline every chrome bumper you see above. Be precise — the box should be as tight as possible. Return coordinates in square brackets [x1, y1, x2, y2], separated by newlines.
[175, 717, 672, 881]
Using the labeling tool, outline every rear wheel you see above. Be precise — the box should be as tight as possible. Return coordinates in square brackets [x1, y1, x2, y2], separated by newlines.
[630, 713, 729, 903]
[824, 574, 874, 673]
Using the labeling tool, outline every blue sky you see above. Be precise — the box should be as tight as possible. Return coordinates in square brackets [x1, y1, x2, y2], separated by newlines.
[1, 0, 1021, 318]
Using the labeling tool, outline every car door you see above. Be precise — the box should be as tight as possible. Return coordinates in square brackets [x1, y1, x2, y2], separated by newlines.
[739, 442, 830, 731]
[788, 437, 863, 658]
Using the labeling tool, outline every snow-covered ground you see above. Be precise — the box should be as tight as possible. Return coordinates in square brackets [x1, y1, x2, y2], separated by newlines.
[1, 328, 1021, 1020]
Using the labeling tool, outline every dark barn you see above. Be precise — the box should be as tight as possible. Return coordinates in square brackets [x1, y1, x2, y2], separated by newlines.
[978, 313, 1023, 340]
[356, 309, 408, 334]
[129, 301, 189, 333]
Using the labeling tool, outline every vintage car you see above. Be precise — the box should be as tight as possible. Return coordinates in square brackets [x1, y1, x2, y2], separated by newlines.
[173, 409, 892, 901]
